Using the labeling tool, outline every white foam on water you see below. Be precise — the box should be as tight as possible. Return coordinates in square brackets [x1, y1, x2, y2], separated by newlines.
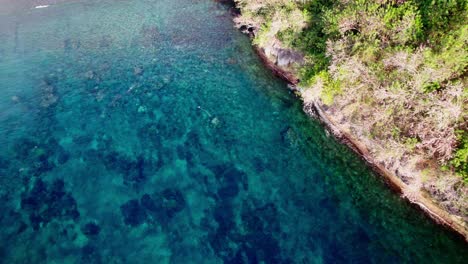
[35, 5, 50, 9]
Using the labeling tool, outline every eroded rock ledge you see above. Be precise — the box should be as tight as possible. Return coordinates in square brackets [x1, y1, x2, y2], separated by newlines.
[305, 100, 468, 242]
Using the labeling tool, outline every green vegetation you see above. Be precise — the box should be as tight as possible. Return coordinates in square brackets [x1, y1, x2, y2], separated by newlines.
[452, 131, 468, 182]
[235, 0, 467, 212]
[314, 70, 341, 105]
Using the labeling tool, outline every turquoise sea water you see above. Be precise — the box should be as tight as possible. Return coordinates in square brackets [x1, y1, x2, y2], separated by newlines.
[0, 0, 466, 263]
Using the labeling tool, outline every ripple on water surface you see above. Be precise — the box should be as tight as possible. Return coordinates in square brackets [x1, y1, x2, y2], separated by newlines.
[0, 0, 467, 263]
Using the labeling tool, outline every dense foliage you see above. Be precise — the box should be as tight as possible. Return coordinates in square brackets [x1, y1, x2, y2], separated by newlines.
[452, 131, 468, 182]
[235, 0, 467, 182]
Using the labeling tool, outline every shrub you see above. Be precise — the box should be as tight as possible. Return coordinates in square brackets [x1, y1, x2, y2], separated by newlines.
[423, 82, 441, 93]
[316, 71, 341, 105]
[451, 131, 468, 182]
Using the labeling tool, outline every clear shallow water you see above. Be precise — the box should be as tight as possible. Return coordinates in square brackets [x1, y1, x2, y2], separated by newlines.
[0, 0, 466, 263]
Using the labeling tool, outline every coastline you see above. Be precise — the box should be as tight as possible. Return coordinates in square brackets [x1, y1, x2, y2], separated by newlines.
[252, 44, 468, 242]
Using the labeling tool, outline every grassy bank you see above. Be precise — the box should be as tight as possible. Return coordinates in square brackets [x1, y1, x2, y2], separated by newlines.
[234, 0, 467, 219]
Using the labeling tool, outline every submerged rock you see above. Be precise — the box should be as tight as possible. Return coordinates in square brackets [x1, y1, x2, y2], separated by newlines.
[138, 124, 161, 146]
[84, 70, 96, 80]
[73, 134, 94, 146]
[281, 126, 300, 148]
[14, 138, 38, 159]
[40, 93, 58, 108]
[160, 188, 185, 218]
[120, 199, 147, 227]
[20, 178, 80, 230]
[26, 140, 60, 172]
[81, 244, 101, 263]
[127, 159, 147, 187]
[11, 95, 21, 103]
[140, 194, 158, 212]
[211, 202, 282, 263]
[241, 203, 279, 234]
[0, 209, 28, 237]
[133, 66, 143, 76]
[127, 188, 186, 226]
[210, 117, 221, 128]
[81, 222, 101, 237]
[0, 156, 10, 174]
[252, 157, 267, 172]
[137, 105, 147, 113]
[102, 152, 147, 187]
[40, 74, 60, 108]
[43, 74, 58, 86]
[209, 200, 283, 264]
[210, 164, 247, 201]
[57, 150, 70, 164]
[176, 144, 194, 164]
[49, 179, 66, 200]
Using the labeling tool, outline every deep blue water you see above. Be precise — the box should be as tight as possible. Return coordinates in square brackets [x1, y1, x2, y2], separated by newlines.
[0, 0, 466, 263]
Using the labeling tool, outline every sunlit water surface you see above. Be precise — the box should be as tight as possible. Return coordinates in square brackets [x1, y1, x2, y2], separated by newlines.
[0, 0, 466, 263]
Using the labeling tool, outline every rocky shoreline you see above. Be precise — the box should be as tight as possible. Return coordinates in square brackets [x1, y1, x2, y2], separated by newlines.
[233, 12, 468, 242]
[305, 98, 468, 242]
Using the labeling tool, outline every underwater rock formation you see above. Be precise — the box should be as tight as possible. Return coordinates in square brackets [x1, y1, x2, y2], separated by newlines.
[81, 222, 101, 237]
[120, 199, 147, 227]
[101, 152, 148, 188]
[81, 244, 101, 263]
[121, 188, 186, 227]
[212, 164, 248, 198]
[21, 179, 80, 230]
[12, 137, 65, 177]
